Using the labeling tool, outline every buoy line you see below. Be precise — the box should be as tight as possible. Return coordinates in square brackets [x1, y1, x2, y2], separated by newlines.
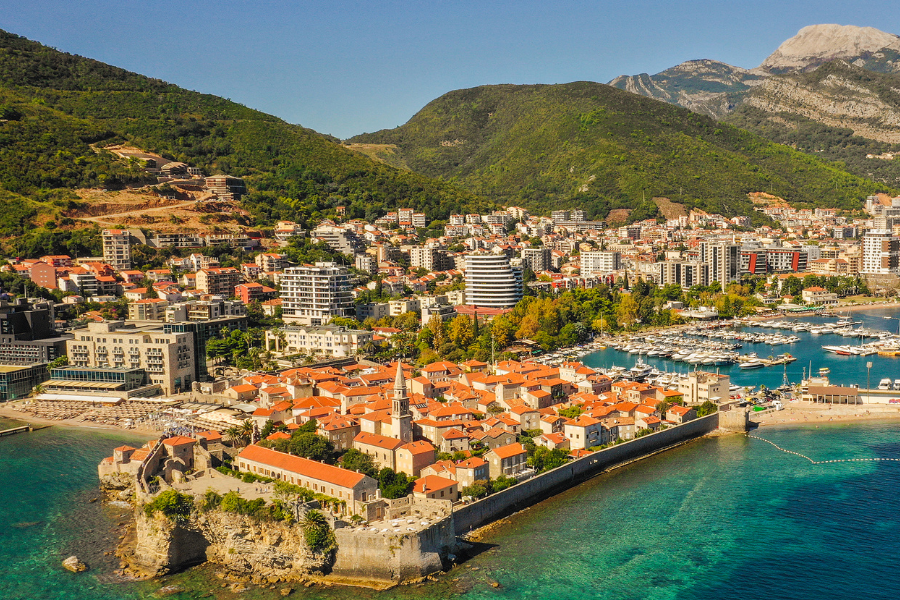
[746, 433, 900, 465]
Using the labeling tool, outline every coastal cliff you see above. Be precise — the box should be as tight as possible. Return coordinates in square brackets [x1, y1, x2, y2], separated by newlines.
[120, 499, 460, 587]
[124, 508, 332, 582]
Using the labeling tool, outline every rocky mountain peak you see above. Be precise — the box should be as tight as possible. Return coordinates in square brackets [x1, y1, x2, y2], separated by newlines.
[758, 24, 900, 73]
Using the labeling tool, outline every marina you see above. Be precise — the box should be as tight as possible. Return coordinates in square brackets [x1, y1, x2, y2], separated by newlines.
[529, 306, 900, 394]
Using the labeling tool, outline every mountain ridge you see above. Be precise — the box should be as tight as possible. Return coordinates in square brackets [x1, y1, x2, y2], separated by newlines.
[349, 81, 894, 221]
[609, 24, 900, 124]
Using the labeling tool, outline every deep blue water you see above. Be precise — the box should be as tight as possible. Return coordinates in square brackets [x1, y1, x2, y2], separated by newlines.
[583, 305, 900, 391]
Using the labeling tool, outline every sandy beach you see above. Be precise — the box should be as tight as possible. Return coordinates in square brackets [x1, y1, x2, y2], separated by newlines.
[751, 400, 900, 427]
[0, 401, 162, 437]
[833, 301, 900, 313]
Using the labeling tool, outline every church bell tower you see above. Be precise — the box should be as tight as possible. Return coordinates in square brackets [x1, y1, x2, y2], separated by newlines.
[391, 363, 413, 443]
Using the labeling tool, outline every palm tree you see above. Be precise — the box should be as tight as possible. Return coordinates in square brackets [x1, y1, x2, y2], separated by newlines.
[223, 426, 241, 446]
[240, 419, 256, 445]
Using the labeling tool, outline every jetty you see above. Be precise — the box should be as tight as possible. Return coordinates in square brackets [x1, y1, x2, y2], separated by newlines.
[0, 424, 49, 437]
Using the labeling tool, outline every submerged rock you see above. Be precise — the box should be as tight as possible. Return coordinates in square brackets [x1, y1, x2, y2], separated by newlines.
[63, 556, 88, 573]
[155, 584, 185, 596]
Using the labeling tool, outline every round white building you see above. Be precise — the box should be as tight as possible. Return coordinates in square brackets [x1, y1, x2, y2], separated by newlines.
[464, 253, 523, 308]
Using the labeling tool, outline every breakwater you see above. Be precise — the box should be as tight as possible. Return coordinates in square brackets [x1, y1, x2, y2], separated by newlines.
[454, 413, 721, 535]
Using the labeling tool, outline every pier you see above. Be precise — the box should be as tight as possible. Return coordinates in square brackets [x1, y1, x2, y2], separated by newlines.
[0, 424, 49, 437]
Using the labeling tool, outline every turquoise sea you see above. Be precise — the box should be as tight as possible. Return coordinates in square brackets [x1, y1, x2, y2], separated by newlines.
[4, 417, 900, 599]
[3, 306, 900, 599]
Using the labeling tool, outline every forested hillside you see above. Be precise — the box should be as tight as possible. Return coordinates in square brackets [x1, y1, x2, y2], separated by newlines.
[350, 81, 895, 222]
[0, 29, 490, 251]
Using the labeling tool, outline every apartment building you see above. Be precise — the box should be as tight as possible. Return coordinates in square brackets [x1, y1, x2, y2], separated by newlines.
[254, 253, 287, 272]
[699, 242, 740, 287]
[862, 230, 900, 275]
[676, 371, 730, 405]
[0, 299, 70, 366]
[281, 262, 353, 325]
[520, 247, 552, 273]
[165, 298, 246, 322]
[312, 225, 364, 254]
[658, 261, 708, 288]
[67, 321, 195, 394]
[128, 298, 169, 321]
[102, 229, 132, 270]
[580, 251, 621, 277]
[205, 175, 246, 201]
[195, 267, 241, 296]
[465, 253, 523, 308]
[266, 325, 374, 358]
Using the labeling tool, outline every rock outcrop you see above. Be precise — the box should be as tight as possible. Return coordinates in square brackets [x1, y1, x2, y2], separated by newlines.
[742, 64, 900, 143]
[62, 556, 88, 573]
[609, 59, 765, 119]
[123, 505, 459, 587]
[608, 24, 900, 135]
[99, 472, 135, 503]
[125, 509, 330, 582]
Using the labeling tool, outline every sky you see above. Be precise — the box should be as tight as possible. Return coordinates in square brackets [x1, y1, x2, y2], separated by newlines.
[1, 0, 898, 138]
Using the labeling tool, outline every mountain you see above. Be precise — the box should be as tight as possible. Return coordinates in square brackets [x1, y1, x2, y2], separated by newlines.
[608, 60, 765, 119]
[758, 24, 900, 74]
[609, 25, 900, 125]
[349, 81, 893, 222]
[0, 29, 490, 252]
[724, 61, 900, 187]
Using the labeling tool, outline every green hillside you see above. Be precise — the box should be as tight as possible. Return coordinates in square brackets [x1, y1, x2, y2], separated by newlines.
[0, 29, 490, 248]
[350, 81, 895, 221]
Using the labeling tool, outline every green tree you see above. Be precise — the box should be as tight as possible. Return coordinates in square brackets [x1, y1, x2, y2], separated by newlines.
[288, 432, 334, 461]
[339, 449, 377, 477]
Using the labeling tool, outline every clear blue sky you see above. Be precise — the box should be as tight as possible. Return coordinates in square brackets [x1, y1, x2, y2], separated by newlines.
[1, 0, 897, 138]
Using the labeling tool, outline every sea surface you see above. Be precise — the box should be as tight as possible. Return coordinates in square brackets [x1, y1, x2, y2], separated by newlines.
[583, 305, 900, 391]
[4, 415, 900, 599]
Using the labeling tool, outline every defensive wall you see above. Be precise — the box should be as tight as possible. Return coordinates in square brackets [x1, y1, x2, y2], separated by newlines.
[453, 413, 720, 535]
[330, 513, 457, 583]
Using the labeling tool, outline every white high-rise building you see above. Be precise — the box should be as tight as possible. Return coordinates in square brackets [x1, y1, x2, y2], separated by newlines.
[465, 253, 523, 308]
[281, 262, 353, 325]
[580, 251, 621, 277]
[862, 230, 899, 274]
[102, 229, 131, 270]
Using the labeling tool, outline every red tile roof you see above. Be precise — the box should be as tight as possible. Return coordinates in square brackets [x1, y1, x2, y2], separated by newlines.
[238, 445, 366, 488]
[489, 442, 527, 459]
[353, 431, 403, 450]
[413, 474, 457, 493]
[162, 436, 197, 446]
[400, 440, 435, 455]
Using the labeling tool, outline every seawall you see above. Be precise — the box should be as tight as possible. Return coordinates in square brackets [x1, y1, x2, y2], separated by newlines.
[454, 413, 720, 535]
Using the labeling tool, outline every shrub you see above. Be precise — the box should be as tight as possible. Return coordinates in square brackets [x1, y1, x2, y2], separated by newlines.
[144, 490, 194, 523]
[303, 510, 336, 553]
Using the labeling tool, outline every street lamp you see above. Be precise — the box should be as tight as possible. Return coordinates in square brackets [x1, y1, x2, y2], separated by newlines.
[866, 361, 872, 404]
